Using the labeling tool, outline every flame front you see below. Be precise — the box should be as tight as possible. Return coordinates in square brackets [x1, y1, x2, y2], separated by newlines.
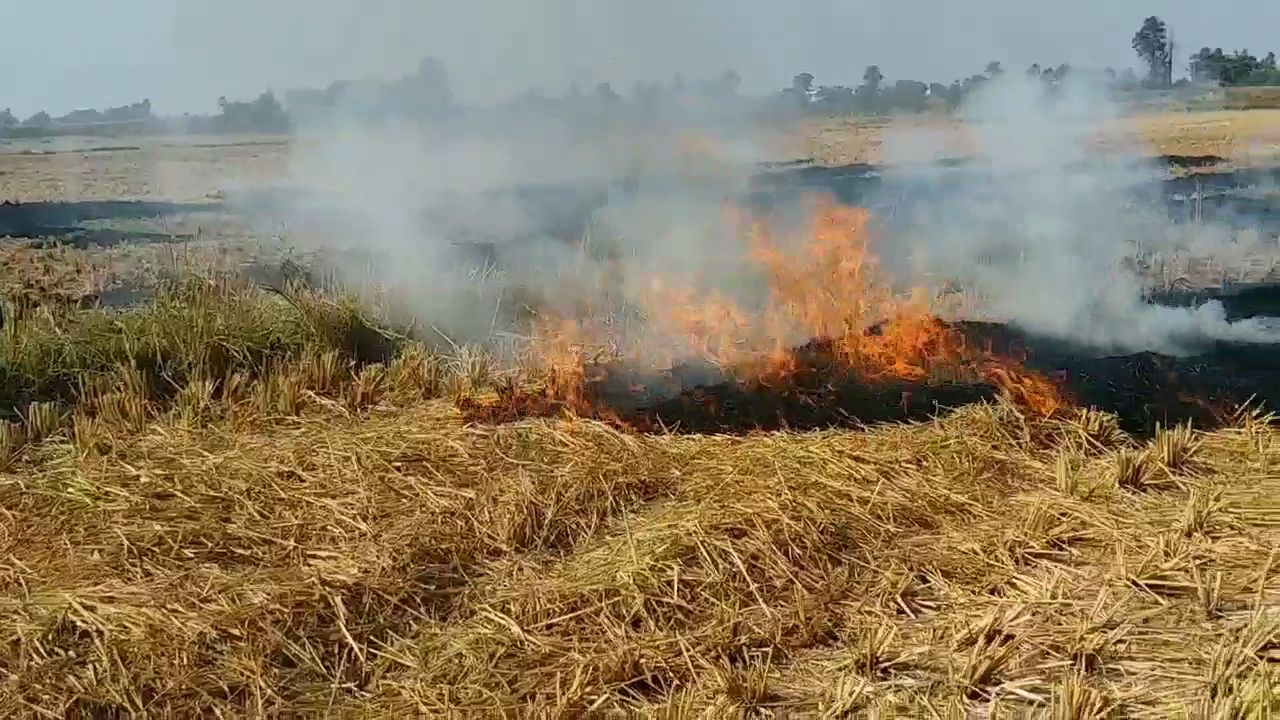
[466, 196, 1068, 427]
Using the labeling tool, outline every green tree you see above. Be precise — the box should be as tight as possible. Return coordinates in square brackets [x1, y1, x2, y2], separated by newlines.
[214, 90, 290, 133]
[855, 66, 884, 113]
[703, 69, 742, 100]
[21, 111, 51, 129]
[862, 65, 884, 90]
[792, 73, 815, 95]
[1188, 47, 1280, 86]
[720, 69, 742, 95]
[813, 85, 855, 112]
[782, 73, 815, 110]
[887, 80, 928, 112]
[1132, 16, 1171, 86]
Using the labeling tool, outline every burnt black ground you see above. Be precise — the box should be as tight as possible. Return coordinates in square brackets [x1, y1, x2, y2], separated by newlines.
[0, 200, 218, 245]
[614, 321, 1280, 436]
[955, 321, 1280, 435]
[1148, 282, 1280, 320]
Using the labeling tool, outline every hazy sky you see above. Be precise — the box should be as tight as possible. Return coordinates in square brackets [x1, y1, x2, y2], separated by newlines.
[2, 0, 1278, 117]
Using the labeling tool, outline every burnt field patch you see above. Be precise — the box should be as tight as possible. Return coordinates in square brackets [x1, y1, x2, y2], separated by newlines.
[459, 319, 1280, 436]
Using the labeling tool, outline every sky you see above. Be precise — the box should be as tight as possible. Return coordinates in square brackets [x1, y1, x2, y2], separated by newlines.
[2, 0, 1278, 117]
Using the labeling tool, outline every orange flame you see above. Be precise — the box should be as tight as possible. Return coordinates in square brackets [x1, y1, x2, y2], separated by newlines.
[465, 196, 1068, 427]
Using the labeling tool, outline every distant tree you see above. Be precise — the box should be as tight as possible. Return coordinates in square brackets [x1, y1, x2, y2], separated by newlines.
[957, 73, 989, 102]
[1188, 47, 1280, 86]
[59, 108, 103, 125]
[720, 69, 742, 95]
[780, 73, 816, 110]
[0, 108, 18, 128]
[985, 61, 1004, 78]
[595, 82, 620, 102]
[91, 99, 153, 124]
[632, 80, 661, 111]
[1225, 50, 1260, 84]
[1132, 16, 1171, 86]
[887, 80, 928, 112]
[416, 57, 453, 105]
[1189, 47, 1222, 82]
[855, 65, 884, 113]
[213, 90, 290, 133]
[1026, 63, 1041, 78]
[385, 56, 453, 117]
[702, 69, 742, 100]
[929, 82, 948, 99]
[813, 85, 856, 112]
[861, 65, 884, 91]
[792, 73, 815, 96]
[321, 80, 353, 106]
[21, 111, 51, 129]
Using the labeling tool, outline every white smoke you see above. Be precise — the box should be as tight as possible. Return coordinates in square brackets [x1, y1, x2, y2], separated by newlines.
[881, 73, 1278, 354]
[235, 96, 776, 353]
[236, 66, 1279, 362]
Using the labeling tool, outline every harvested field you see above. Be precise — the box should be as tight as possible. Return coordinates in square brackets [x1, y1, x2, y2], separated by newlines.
[1, 329, 1277, 715]
[803, 109, 1280, 168]
[0, 255, 1273, 719]
[0, 135, 287, 202]
[2, 116, 1280, 716]
[2, 108, 1280, 206]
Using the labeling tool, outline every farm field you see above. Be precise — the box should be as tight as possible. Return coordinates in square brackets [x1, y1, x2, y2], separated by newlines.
[4, 108, 1280, 203]
[801, 109, 1280, 167]
[0, 108, 1278, 717]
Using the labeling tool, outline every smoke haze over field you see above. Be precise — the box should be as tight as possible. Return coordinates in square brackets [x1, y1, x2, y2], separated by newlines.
[9, 0, 1277, 357]
[880, 76, 1278, 353]
[3, 0, 1280, 115]
[254, 66, 1278, 362]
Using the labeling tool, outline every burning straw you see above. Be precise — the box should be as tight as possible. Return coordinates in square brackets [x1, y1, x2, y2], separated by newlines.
[462, 197, 1066, 429]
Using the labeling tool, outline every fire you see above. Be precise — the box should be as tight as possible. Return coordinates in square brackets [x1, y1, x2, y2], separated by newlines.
[462, 196, 1069, 429]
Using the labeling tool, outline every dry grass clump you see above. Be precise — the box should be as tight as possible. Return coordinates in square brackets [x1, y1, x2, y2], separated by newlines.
[0, 396, 1275, 717]
[0, 268, 503, 472]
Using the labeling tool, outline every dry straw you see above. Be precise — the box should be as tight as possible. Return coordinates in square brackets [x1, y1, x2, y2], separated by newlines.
[0, 269, 1275, 717]
[0, 395, 1274, 717]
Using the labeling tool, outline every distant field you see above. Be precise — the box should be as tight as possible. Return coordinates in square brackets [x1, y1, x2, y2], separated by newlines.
[1128, 108, 1280, 162]
[0, 134, 288, 202]
[1, 107, 1278, 717]
[2, 108, 1280, 203]
[802, 108, 1280, 167]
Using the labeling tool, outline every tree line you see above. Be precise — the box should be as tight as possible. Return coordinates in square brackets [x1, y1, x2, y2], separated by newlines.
[0, 92, 290, 138]
[3, 16, 1277, 139]
[1133, 15, 1280, 87]
[776, 59, 1092, 116]
[0, 100, 153, 136]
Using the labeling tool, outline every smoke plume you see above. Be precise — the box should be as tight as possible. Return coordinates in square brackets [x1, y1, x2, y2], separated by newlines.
[235, 66, 1277, 368]
[879, 73, 1277, 353]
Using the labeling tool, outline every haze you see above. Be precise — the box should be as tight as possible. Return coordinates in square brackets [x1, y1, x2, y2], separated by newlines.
[2, 0, 1278, 117]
